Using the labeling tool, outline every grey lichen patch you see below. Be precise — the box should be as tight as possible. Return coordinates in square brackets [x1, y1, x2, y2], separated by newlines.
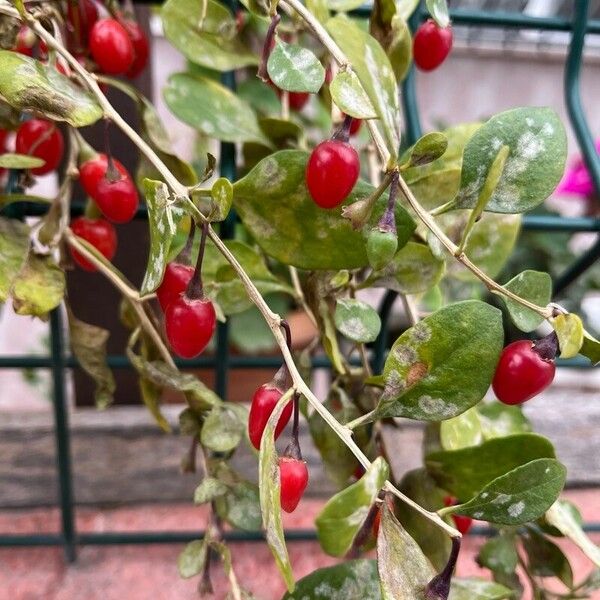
[381, 370, 405, 403]
[508, 501, 525, 518]
[417, 395, 457, 418]
[393, 344, 417, 366]
[411, 322, 432, 343]
[492, 493, 511, 505]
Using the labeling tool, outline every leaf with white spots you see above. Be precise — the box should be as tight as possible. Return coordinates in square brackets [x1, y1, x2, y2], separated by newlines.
[282, 560, 382, 600]
[178, 539, 208, 578]
[162, 0, 257, 71]
[315, 457, 389, 557]
[330, 70, 377, 120]
[267, 40, 325, 93]
[209, 177, 233, 222]
[502, 270, 552, 332]
[141, 178, 184, 295]
[259, 391, 295, 591]
[450, 458, 566, 525]
[334, 298, 381, 343]
[164, 73, 271, 147]
[233, 150, 415, 270]
[326, 15, 401, 160]
[454, 107, 567, 213]
[376, 300, 503, 422]
[426, 433, 556, 501]
[449, 578, 514, 600]
[545, 499, 600, 567]
[200, 404, 246, 452]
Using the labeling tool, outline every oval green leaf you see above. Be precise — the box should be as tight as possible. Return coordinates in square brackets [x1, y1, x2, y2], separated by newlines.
[455, 107, 567, 213]
[426, 433, 556, 501]
[0, 153, 45, 169]
[330, 70, 377, 120]
[334, 298, 381, 343]
[523, 530, 574, 588]
[193, 477, 229, 505]
[551, 313, 584, 359]
[477, 401, 532, 440]
[404, 132, 448, 168]
[267, 40, 325, 93]
[439, 407, 483, 451]
[580, 329, 600, 365]
[177, 539, 208, 578]
[210, 177, 233, 222]
[164, 73, 271, 147]
[315, 457, 389, 557]
[502, 270, 552, 332]
[452, 458, 566, 525]
[0, 50, 102, 126]
[200, 404, 246, 452]
[449, 579, 514, 600]
[0, 217, 29, 302]
[233, 150, 415, 270]
[377, 300, 503, 421]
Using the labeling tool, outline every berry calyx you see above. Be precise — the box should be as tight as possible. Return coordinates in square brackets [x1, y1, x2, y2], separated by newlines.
[156, 262, 194, 312]
[492, 338, 557, 405]
[70, 216, 117, 271]
[413, 19, 453, 72]
[15, 119, 64, 176]
[89, 18, 135, 75]
[279, 456, 309, 513]
[444, 496, 473, 535]
[306, 140, 360, 209]
[164, 295, 217, 358]
[248, 366, 293, 450]
[122, 19, 149, 78]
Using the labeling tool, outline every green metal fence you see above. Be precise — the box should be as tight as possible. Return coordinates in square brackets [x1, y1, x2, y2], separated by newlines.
[1, 0, 599, 563]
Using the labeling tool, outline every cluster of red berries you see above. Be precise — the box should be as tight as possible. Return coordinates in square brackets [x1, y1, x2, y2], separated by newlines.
[413, 19, 453, 72]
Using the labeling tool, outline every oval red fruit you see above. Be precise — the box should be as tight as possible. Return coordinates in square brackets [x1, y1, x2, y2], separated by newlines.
[492, 340, 556, 405]
[349, 118, 362, 136]
[122, 20, 149, 78]
[248, 384, 293, 450]
[94, 175, 139, 224]
[89, 18, 135, 75]
[289, 91, 310, 111]
[70, 216, 117, 271]
[165, 296, 216, 358]
[15, 119, 64, 176]
[156, 262, 194, 312]
[79, 154, 129, 195]
[306, 140, 360, 209]
[413, 19, 453, 72]
[66, 0, 99, 48]
[279, 456, 309, 513]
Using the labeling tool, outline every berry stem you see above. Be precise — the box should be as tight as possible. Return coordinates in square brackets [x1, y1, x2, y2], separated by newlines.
[177, 224, 196, 266]
[425, 537, 461, 600]
[186, 222, 208, 300]
[280, 319, 292, 350]
[103, 119, 120, 182]
[331, 114, 353, 144]
[532, 331, 560, 361]
[257, 13, 280, 82]
[378, 171, 398, 233]
[283, 391, 302, 461]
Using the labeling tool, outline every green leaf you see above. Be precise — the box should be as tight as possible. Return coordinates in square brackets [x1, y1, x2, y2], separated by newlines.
[0, 153, 44, 169]
[367, 241, 445, 294]
[377, 300, 503, 421]
[140, 179, 184, 295]
[523, 530, 574, 588]
[233, 150, 415, 269]
[477, 534, 519, 580]
[451, 458, 566, 525]
[551, 313, 584, 359]
[11, 254, 65, 317]
[396, 469, 450, 571]
[209, 177, 233, 222]
[502, 270, 552, 332]
[0, 51, 102, 126]
[327, 0, 366, 11]
[258, 117, 303, 147]
[477, 401, 532, 440]
[426, 433, 556, 501]
[282, 560, 382, 600]
[334, 298, 381, 343]
[164, 73, 271, 147]
[307, 0, 330, 24]
[315, 457, 389, 557]
[386, 16, 412, 82]
[449, 579, 513, 600]
[200, 404, 246, 452]
[215, 480, 262, 531]
[267, 40, 325, 93]
[545, 500, 600, 567]
[330, 70, 377, 120]
[326, 15, 401, 161]
[237, 78, 281, 117]
[259, 391, 295, 591]
[178, 539, 208, 578]
[377, 501, 436, 599]
[67, 310, 115, 409]
[455, 107, 567, 213]
[0, 217, 29, 302]
[580, 329, 600, 365]
[162, 0, 257, 71]
[404, 132, 448, 168]
[439, 407, 483, 451]
[194, 477, 229, 504]
[426, 0, 450, 28]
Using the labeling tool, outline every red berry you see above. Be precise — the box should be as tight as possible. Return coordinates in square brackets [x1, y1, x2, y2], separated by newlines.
[289, 91, 310, 111]
[89, 18, 134, 75]
[353, 464, 365, 480]
[306, 140, 360, 209]
[93, 174, 139, 223]
[165, 295, 216, 358]
[492, 340, 556, 405]
[70, 216, 117, 271]
[452, 513, 473, 535]
[372, 507, 382, 538]
[279, 456, 308, 513]
[15, 119, 64, 176]
[349, 118, 362, 136]
[413, 19, 453, 72]
[66, 0, 99, 48]
[79, 153, 129, 195]
[248, 383, 293, 450]
[15, 26, 35, 56]
[156, 262, 194, 312]
[0, 129, 8, 151]
[122, 20, 149, 78]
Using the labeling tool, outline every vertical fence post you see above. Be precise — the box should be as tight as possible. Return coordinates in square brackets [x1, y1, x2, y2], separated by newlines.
[49, 308, 77, 562]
